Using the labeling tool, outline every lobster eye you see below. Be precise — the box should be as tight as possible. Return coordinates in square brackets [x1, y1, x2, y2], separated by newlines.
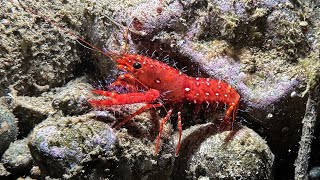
[133, 62, 142, 69]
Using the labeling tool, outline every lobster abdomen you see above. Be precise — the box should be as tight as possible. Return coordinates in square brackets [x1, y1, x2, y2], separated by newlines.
[184, 77, 240, 106]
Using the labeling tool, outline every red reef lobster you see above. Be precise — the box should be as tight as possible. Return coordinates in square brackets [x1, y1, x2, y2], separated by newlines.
[88, 53, 240, 156]
[18, 0, 240, 156]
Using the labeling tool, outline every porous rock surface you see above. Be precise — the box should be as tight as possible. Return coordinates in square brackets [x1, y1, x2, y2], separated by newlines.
[1, 138, 33, 174]
[173, 124, 274, 179]
[0, 101, 18, 156]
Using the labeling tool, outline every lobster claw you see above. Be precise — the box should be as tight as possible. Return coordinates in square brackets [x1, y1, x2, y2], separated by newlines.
[88, 89, 160, 107]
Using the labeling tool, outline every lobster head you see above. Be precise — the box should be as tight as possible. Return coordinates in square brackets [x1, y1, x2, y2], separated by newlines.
[114, 54, 168, 88]
[115, 54, 155, 75]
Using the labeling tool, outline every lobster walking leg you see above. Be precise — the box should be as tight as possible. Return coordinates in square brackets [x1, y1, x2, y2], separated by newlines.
[224, 102, 239, 125]
[175, 111, 182, 156]
[109, 81, 137, 92]
[109, 73, 147, 92]
[110, 74, 137, 87]
[114, 103, 163, 129]
[224, 105, 234, 124]
[155, 108, 173, 155]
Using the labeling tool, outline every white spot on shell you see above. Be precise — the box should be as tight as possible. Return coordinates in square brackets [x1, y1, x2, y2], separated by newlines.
[194, 100, 197, 104]
[206, 82, 210, 86]
[196, 93, 199, 96]
[218, 85, 221, 88]
[205, 93, 209, 96]
[196, 77, 199, 80]
[185, 88, 190, 92]
[179, 72, 182, 75]
[218, 80, 221, 84]
[224, 94, 228, 97]
[143, 61, 146, 64]
[155, 80, 161, 84]
[216, 93, 219, 96]
[206, 78, 210, 82]
[291, 91, 297, 97]
[150, 65, 154, 67]
[267, 113, 273, 119]
[196, 82, 200, 86]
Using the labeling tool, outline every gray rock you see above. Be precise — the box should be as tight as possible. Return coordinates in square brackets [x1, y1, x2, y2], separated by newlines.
[0, 101, 18, 156]
[173, 123, 274, 179]
[0, 163, 10, 176]
[28, 111, 175, 179]
[309, 166, 320, 180]
[30, 166, 41, 179]
[11, 77, 91, 137]
[51, 77, 92, 116]
[1, 138, 33, 174]
[28, 114, 117, 179]
[1, 0, 81, 96]
[11, 91, 55, 138]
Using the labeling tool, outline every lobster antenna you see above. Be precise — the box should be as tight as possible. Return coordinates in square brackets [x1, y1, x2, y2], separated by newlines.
[104, 16, 147, 55]
[16, 0, 114, 60]
[75, 39, 101, 53]
[104, 16, 147, 37]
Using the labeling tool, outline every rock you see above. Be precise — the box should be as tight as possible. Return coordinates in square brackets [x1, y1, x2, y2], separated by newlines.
[0, 101, 18, 156]
[51, 77, 92, 116]
[28, 106, 175, 179]
[0, 163, 10, 176]
[11, 77, 92, 138]
[114, 128, 175, 180]
[30, 166, 41, 179]
[1, 0, 82, 96]
[11, 93, 55, 138]
[173, 124, 274, 179]
[309, 166, 320, 180]
[1, 138, 33, 174]
[265, 9, 309, 60]
[28, 114, 117, 179]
